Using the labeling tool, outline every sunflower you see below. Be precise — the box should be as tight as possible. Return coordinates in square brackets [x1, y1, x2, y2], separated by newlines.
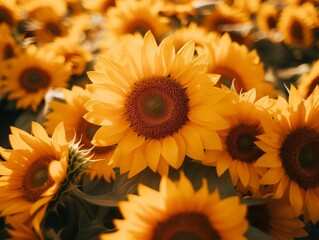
[202, 3, 252, 44]
[0, 23, 20, 61]
[171, 22, 220, 53]
[0, 44, 71, 111]
[298, 60, 319, 99]
[0, 122, 69, 238]
[255, 86, 319, 223]
[44, 86, 115, 182]
[24, 7, 69, 44]
[100, 172, 248, 240]
[202, 88, 270, 191]
[277, 3, 318, 48]
[0, 0, 21, 27]
[198, 33, 277, 99]
[247, 197, 308, 239]
[104, 0, 171, 40]
[84, 31, 231, 177]
[256, 2, 281, 42]
[45, 35, 93, 76]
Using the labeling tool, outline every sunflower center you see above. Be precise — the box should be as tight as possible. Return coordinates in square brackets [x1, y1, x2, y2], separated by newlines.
[22, 156, 55, 202]
[267, 16, 277, 29]
[212, 66, 244, 92]
[226, 124, 264, 163]
[247, 204, 270, 234]
[46, 22, 62, 36]
[127, 20, 152, 36]
[280, 127, 319, 189]
[0, 7, 13, 26]
[291, 21, 303, 42]
[3, 44, 14, 60]
[152, 212, 220, 240]
[78, 119, 113, 155]
[19, 67, 51, 92]
[126, 76, 189, 139]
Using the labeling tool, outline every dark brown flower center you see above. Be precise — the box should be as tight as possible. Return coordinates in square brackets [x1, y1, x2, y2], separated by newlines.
[267, 15, 277, 30]
[226, 124, 264, 163]
[305, 76, 319, 98]
[0, 7, 14, 26]
[211, 66, 244, 92]
[22, 156, 55, 202]
[280, 127, 319, 189]
[3, 44, 15, 60]
[78, 118, 113, 155]
[19, 67, 51, 92]
[152, 212, 220, 240]
[126, 76, 189, 139]
[291, 20, 304, 43]
[127, 20, 153, 36]
[46, 22, 62, 37]
[247, 204, 271, 234]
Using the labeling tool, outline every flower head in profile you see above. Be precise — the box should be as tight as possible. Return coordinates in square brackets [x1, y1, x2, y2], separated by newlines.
[100, 172, 248, 240]
[45, 86, 115, 182]
[0, 122, 69, 238]
[202, 88, 270, 191]
[0, 45, 71, 111]
[255, 86, 319, 223]
[85, 31, 231, 177]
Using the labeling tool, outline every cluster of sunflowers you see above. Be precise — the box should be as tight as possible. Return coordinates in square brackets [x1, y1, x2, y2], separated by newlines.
[1, 0, 319, 239]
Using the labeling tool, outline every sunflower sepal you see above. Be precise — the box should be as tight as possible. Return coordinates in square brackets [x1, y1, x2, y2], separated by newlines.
[47, 139, 93, 211]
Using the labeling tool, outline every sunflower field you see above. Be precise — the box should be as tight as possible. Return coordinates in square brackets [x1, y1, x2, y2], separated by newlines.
[1, 0, 319, 239]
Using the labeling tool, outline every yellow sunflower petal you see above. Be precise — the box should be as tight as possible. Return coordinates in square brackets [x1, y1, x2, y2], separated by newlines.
[237, 162, 250, 187]
[260, 167, 285, 185]
[179, 125, 205, 160]
[273, 175, 290, 199]
[216, 155, 232, 176]
[289, 181, 304, 216]
[161, 136, 179, 168]
[145, 140, 161, 172]
[128, 147, 148, 178]
[305, 189, 319, 223]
